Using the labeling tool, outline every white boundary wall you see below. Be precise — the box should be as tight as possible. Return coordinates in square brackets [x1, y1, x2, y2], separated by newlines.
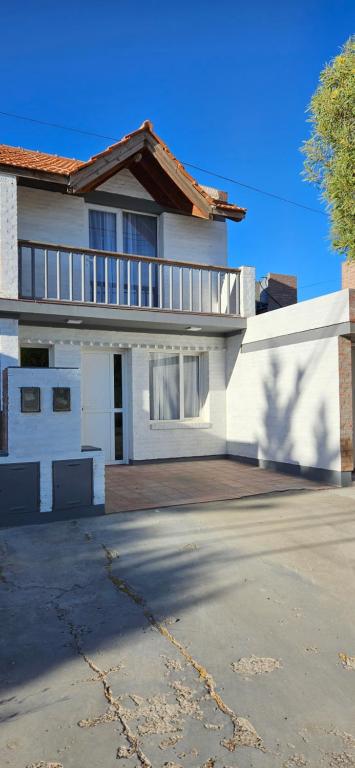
[226, 291, 350, 476]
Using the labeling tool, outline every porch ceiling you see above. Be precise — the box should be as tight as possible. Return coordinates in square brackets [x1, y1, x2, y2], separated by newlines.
[0, 297, 247, 336]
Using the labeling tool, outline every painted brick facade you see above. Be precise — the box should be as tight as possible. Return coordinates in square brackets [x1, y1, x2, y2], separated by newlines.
[0, 366, 104, 512]
[18, 325, 227, 462]
[0, 174, 18, 299]
[338, 335, 353, 471]
[342, 261, 355, 290]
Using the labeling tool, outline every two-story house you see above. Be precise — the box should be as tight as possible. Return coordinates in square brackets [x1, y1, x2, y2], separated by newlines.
[0, 120, 354, 521]
[0, 121, 254, 471]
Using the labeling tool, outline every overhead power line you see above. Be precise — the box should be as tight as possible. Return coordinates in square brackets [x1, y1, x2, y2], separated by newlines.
[0, 108, 326, 216]
[182, 162, 327, 216]
[0, 110, 118, 142]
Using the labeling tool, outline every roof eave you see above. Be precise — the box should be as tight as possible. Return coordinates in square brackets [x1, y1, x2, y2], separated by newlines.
[0, 164, 70, 186]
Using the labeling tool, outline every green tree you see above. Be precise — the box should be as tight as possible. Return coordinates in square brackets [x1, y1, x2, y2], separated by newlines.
[302, 36, 355, 259]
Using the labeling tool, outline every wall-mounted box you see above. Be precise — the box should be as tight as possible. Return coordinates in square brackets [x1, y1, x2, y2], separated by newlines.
[0, 462, 40, 514]
[53, 387, 71, 412]
[21, 387, 41, 413]
[53, 458, 92, 510]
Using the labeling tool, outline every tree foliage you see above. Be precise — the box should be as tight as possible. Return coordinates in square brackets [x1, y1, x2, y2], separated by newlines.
[302, 36, 355, 259]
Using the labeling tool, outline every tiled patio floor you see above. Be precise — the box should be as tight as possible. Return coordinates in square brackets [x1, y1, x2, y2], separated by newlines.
[105, 458, 328, 513]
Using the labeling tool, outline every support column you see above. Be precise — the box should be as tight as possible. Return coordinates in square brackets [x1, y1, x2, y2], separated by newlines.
[338, 335, 353, 483]
[0, 173, 18, 300]
[239, 265, 256, 317]
[0, 318, 19, 407]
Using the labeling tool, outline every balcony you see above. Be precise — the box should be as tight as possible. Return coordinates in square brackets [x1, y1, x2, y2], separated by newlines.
[18, 240, 242, 317]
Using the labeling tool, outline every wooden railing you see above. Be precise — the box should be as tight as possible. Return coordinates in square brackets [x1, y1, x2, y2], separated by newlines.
[18, 240, 241, 316]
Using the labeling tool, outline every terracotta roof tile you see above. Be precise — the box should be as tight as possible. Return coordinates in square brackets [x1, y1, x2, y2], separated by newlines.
[0, 122, 246, 217]
[0, 145, 83, 175]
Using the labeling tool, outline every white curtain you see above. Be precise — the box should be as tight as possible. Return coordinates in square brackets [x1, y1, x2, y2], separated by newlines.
[150, 355, 179, 420]
[184, 355, 200, 417]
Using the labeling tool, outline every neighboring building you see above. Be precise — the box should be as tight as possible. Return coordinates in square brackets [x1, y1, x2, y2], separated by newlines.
[0, 121, 354, 519]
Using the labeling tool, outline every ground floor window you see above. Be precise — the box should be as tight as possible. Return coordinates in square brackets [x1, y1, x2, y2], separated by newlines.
[20, 347, 49, 368]
[149, 353, 201, 421]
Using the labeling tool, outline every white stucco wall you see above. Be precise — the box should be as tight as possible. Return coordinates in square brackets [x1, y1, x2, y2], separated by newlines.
[245, 289, 350, 343]
[226, 308, 343, 474]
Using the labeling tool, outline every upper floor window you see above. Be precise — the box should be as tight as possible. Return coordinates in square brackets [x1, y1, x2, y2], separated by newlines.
[89, 210, 117, 252]
[123, 212, 157, 258]
[88, 208, 158, 305]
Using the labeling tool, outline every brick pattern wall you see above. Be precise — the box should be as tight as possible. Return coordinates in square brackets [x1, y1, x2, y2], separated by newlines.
[338, 335, 354, 471]
[349, 289, 355, 323]
[342, 262, 355, 290]
[0, 174, 18, 299]
[19, 326, 226, 463]
[0, 366, 105, 511]
[265, 273, 297, 311]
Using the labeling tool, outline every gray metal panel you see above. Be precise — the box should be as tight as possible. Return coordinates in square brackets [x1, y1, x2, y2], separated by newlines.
[0, 463, 40, 514]
[52, 458, 93, 510]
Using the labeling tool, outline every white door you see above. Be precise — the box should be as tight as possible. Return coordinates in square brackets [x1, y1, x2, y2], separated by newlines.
[81, 351, 126, 463]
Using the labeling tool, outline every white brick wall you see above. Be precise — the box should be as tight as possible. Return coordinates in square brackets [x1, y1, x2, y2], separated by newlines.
[131, 347, 226, 460]
[17, 186, 88, 247]
[17, 185, 229, 268]
[19, 325, 227, 462]
[52, 342, 82, 369]
[6, 367, 82, 457]
[0, 174, 18, 299]
[97, 169, 153, 199]
[0, 318, 19, 406]
[240, 266, 256, 317]
[161, 212, 227, 267]
[1, 366, 105, 512]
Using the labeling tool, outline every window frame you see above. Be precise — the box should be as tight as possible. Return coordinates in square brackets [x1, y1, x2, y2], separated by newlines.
[20, 345, 51, 368]
[87, 206, 159, 258]
[149, 352, 201, 423]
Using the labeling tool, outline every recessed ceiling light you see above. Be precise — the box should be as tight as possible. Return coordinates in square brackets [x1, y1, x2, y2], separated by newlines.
[66, 319, 83, 325]
[186, 326, 202, 332]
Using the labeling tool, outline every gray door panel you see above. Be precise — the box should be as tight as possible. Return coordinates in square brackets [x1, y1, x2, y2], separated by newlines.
[0, 463, 40, 514]
[53, 459, 93, 510]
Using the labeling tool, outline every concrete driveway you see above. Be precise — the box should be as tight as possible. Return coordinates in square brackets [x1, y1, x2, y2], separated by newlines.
[1, 485, 355, 768]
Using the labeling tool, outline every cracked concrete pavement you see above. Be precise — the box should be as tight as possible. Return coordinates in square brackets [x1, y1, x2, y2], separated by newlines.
[1, 484, 355, 767]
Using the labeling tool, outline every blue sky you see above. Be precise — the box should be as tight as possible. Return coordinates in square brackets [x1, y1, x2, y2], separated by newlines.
[1, 0, 353, 300]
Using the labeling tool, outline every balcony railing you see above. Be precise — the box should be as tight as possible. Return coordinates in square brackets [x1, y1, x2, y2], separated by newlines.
[18, 240, 241, 316]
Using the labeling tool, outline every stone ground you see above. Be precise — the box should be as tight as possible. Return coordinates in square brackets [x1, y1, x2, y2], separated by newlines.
[1, 484, 355, 768]
[105, 459, 326, 513]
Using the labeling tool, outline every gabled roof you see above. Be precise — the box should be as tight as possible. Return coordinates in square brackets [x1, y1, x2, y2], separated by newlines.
[0, 121, 246, 222]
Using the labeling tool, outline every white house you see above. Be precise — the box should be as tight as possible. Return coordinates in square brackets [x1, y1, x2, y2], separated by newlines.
[0, 120, 354, 519]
